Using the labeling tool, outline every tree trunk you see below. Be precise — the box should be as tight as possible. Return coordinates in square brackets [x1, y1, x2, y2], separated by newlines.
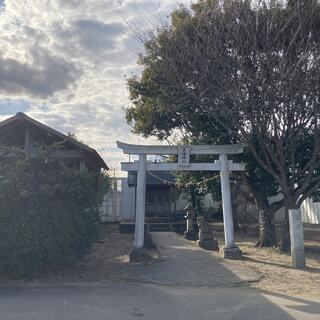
[280, 207, 291, 252]
[232, 205, 241, 232]
[255, 208, 277, 247]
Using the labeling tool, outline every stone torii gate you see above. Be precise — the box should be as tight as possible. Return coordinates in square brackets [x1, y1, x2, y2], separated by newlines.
[117, 141, 246, 261]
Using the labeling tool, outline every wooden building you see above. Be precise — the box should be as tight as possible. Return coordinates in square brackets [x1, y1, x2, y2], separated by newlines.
[127, 171, 177, 223]
[0, 112, 108, 172]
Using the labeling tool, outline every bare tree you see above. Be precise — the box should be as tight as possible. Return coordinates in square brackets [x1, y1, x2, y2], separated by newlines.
[126, 0, 320, 256]
[191, 0, 320, 210]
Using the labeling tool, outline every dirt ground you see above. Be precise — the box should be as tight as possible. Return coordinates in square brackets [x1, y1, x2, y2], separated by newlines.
[23, 223, 320, 298]
[212, 226, 320, 297]
[35, 224, 159, 283]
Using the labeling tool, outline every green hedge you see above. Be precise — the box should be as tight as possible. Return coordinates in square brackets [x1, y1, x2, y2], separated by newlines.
[0, 146, 109, 278]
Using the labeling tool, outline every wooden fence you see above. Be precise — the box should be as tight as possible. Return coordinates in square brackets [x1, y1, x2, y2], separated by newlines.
[301, 198, 320, 224]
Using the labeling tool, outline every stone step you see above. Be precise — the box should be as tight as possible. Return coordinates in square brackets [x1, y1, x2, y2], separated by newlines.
[147, 217, 171, 223]
[149, 223, 173, 232]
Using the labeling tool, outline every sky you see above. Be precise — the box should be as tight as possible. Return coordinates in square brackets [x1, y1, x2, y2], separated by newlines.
[0, 0, 192, 174]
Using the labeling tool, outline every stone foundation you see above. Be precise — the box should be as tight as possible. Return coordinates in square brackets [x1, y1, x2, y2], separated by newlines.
[129, 247, 152, 263]
[220, 245, 242, 259]
[197, 239, 219, 251]
[184, 230, 197, 241]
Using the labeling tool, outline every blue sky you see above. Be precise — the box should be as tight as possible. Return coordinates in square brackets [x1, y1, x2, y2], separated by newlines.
[0, 100, 30, 115]
[0, 0, 192, 172]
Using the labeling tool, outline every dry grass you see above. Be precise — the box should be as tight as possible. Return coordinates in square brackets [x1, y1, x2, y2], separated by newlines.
[37, 224, 159, 283]
[214, 228, 320, 297]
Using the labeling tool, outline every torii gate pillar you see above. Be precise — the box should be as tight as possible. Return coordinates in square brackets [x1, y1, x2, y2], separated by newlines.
[128, 154, 152, 262]
[135, 154, 147, 249]
[219, 154, 242, 258]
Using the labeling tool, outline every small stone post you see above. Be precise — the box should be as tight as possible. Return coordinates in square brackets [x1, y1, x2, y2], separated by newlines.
[197, 217, 219, 251]
[288, 208, 305, 269]
[219, 154, 242, 259]
[184, 203, 197, 240]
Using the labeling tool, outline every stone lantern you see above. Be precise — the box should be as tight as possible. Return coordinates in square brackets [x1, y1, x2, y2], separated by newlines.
[184, 203, 197, 240]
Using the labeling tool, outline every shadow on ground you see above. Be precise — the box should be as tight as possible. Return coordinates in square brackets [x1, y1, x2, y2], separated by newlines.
[0, 229, 319, 319]
[262, 290, 320, 316]
[0, 282, 309, 320]
[126, 232, 260, 287]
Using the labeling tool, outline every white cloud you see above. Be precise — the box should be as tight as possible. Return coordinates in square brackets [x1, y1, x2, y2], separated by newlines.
[0, 0, 193, 173]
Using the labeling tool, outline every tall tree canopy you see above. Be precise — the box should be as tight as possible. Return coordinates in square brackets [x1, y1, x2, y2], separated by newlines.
[126, 0, 320, 246]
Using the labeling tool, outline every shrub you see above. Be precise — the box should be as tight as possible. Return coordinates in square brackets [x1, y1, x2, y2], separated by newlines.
[0, 146, 109, 278]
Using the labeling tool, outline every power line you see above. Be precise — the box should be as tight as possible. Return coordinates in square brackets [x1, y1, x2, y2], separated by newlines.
[147, 171, 220, 188]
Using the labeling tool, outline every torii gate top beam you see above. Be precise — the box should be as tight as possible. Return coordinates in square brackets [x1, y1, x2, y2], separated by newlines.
[117, 141, 246, 155]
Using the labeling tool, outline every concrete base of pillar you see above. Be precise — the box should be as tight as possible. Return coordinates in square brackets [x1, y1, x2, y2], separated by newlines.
[292, 247, 305, 269]
[129, 247, 152, 263]
[197, 239, 219, 251]
[220, 245, 242, 259]
[184, 230, 197, 241]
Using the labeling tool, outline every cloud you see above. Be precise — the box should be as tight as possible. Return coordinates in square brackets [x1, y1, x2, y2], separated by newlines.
[74, 20, 124, 50]
[0, 50, 80, 99]
[52, 20, 125, 60]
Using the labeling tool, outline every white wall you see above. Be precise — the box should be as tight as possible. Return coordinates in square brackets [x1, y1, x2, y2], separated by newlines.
[100, 178, 131, 222]
[301, 198, 320, 224]
[121, 179, 136, 221]
[272, 194, 320, 225]
[100, 191, 121, 222]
